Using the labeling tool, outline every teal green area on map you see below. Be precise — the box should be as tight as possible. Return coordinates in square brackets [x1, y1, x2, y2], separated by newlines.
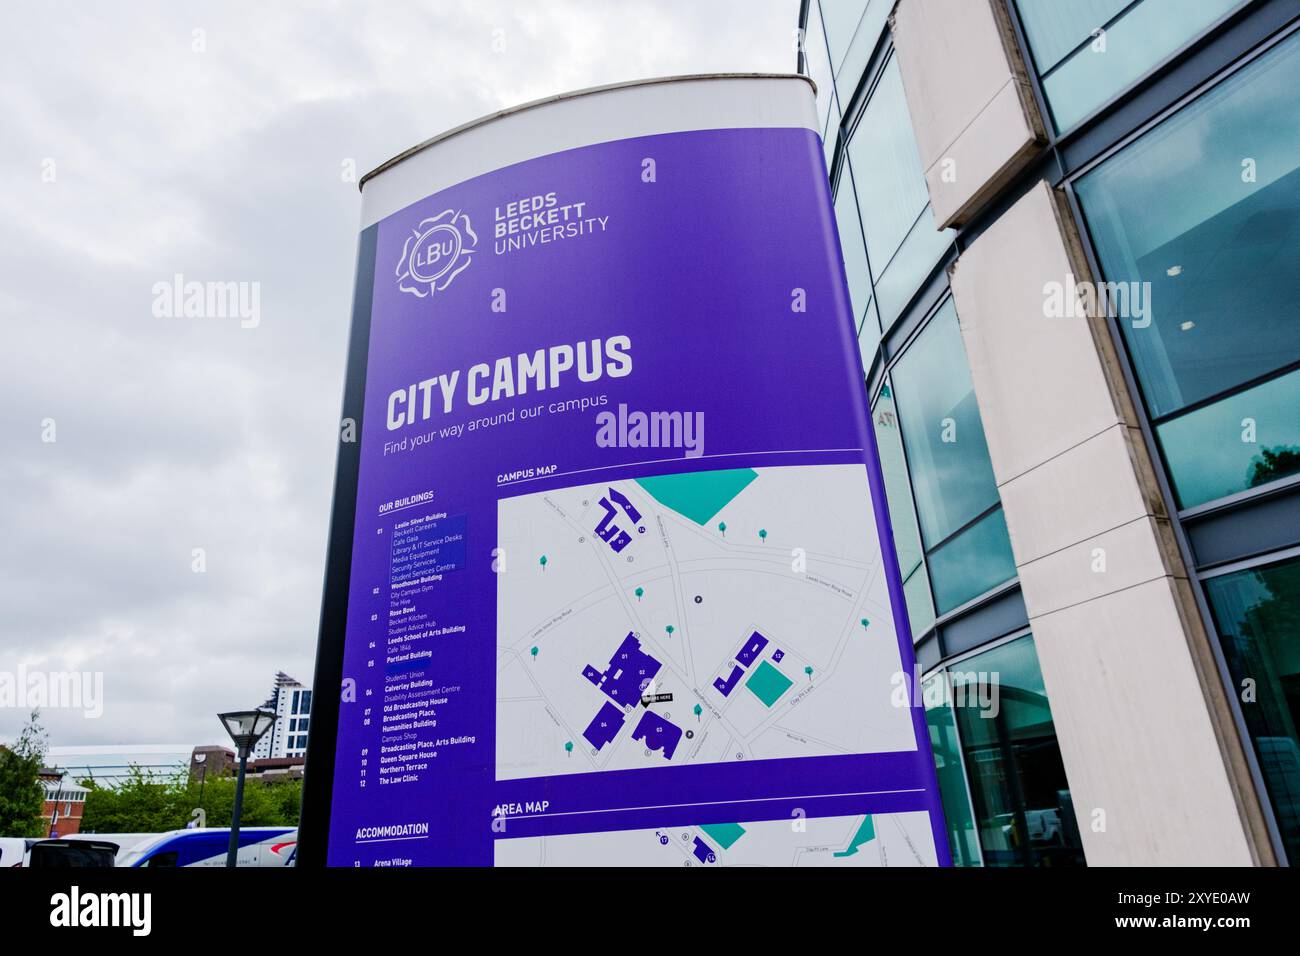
[635, 468, 758, 525]
[744, 660, 794, 708]
[833, 815, 876, 857]
[699, 823, 746, 850]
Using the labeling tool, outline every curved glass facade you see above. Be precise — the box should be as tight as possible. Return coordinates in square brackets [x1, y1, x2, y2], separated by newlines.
[1015, 0, 1251, 132]
[802, 0, 1300, 867]
[1067, 20, 1300, 863]
[803, 0, 1062, 866]
[1205, 554, 1300, 861]
[1076, 32, 1300, 508]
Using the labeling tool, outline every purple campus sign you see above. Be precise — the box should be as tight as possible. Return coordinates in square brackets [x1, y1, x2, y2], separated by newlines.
[312, 80, 950, 867]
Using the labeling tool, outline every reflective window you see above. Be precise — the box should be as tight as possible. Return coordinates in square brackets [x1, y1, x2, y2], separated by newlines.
[891, 301, 999, 546]
[834, 162, 872, 327]
[1077, 32, 1300, 505]
[803, 0, 839, 152]
[874, 379, 935, 639]
[891, 300, 1016, 613]
[1017, 0, 1249, 132]
[1205, 555, 1300, 863]
[834, 0, 893, 105]
[846, 57, 932, 282]
[820, 0, 871, 73]
[857, 295, 880, 372]
[846, 56, 953, 329]
[947, 635, 1085, 866]
[903, 564, 937, 639]
[927, 508, 1018, 614]
[873, 207, 953, 329]
[1158, 367, 1300, 507]
[1015, 0, 1131, 74]
[924, 673, 982, 866]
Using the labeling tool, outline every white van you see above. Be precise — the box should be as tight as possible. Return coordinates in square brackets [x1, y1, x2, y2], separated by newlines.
[117, 827, 296, 867]
[0, 837, 118, 867]
[61, 832, 157, 861]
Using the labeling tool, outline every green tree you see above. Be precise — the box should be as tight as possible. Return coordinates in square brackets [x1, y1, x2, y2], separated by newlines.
[1248, 446, 1300, 489]
[80, 766, 188, 833]
[0, 710, 48, 837]
[80, 766, 303, 834]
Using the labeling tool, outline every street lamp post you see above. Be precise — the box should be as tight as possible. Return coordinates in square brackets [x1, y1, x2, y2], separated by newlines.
[195, 752, 208, 805]
[217, 709, 277, 868]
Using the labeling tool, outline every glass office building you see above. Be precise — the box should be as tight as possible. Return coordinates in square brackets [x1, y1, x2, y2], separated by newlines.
[800, 0, 1300, 866]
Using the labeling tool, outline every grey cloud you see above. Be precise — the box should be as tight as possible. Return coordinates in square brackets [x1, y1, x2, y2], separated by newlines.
[0, 0, 796, 749]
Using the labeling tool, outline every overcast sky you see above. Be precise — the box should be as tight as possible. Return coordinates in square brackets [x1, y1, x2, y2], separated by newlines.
[0, 0, 798, 751]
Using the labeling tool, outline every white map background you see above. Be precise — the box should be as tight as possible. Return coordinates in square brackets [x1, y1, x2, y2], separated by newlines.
[495, 810, 937, 867]
[495, 464, 917, 781]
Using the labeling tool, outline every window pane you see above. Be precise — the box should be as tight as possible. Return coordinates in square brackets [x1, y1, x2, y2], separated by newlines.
[834, 0, 892, 104]
[1205, 557, 1300, 863]
[1077, 32, 1300, 417]
[891, 300, 1000, 546]
[1039, 0, 1247, 132]
[804, 1, 839, 146]
[950, 635, 1085, 866]
[923, 673, 982, 866]
[857, 294, 880, 371]
[820, 0, 871, 73]
[904, 564, 937, 639]
[873, 378, 932, 639]
[927, 506, 1017, 614]
[846, 56, 933, 273]
[834, 162, 872, 326]
[1014, 0, 1131, 74]
[1157, 367, 1300, 508]
[873, 206, 953, 330]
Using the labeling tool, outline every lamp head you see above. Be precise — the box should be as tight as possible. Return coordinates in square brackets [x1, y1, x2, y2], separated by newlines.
[218, 709, 277, 754]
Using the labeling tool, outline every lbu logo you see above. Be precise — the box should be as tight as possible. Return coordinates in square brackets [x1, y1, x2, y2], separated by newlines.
[396, 209, 477, 298]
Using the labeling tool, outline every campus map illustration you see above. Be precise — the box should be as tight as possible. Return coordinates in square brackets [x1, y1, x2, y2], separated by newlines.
[495, 464, 917, 781]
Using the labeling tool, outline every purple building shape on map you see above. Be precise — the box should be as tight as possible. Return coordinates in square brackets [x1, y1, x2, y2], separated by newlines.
[594, 488, 643, 553]
[713, 664, 743, 697]
[735, 631, 769, 668]
[583, 632, 662, 707]
[632, 709, 682, 760]
[582, 700, 627, 751]
[692, 837, 716, 864]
